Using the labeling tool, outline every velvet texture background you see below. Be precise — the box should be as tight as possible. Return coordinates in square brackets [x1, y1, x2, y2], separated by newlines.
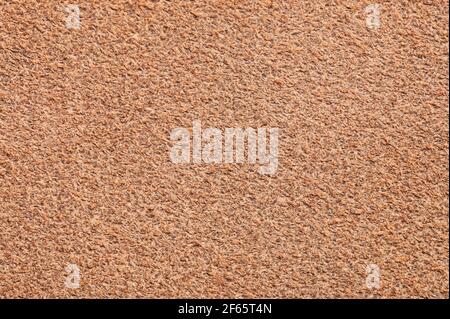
[0, 1, 448, 298]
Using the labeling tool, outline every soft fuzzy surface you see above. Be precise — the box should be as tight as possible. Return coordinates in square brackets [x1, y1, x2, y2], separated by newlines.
[0, 0, 448, 298]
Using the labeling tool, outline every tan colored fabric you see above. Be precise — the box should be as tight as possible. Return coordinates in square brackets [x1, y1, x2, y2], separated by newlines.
[0, 0, 448, 298]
